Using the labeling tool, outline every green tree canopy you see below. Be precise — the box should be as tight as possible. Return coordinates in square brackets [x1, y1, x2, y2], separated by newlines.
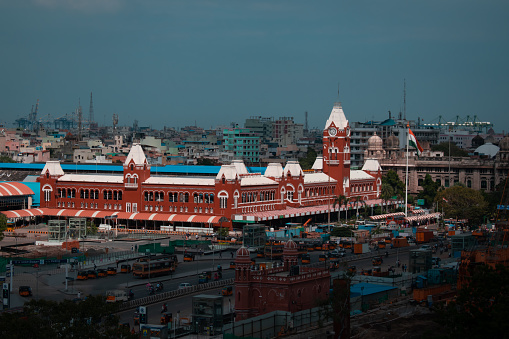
[197, 158, 216, 166]
[431, 142, 469, 157]
[0, 296, 135, 338]
[330, 226, 355, 237]
[0, 214, 7, 241]
[417, 174, 441, 208]
[382, 170, 405, 198]
[0, 155, 15, 163]
[436, 185, 488, 226]
[298, 147, 317, 170]
[435, 264, 509, 339]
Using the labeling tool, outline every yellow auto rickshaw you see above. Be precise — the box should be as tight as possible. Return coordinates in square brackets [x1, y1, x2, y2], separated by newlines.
[120, 264, 131, 273]
[222, 286, 233, 296]
[77, 271, 88, 280]
[160, 312, 172, 325]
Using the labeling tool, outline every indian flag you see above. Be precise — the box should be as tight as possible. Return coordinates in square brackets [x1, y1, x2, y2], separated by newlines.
[408, 129, 423, 156]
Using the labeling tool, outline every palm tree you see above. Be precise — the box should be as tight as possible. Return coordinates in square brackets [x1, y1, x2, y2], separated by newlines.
[333, 195, 346, 223]
[353, 197, 367, 221]
[381, 182, 394, 213]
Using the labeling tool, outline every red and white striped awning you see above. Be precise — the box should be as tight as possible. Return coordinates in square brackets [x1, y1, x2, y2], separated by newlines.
[369, 212, 405, 220]
[404, 212, 441, 222]
[0, 182, 34, 197]
[1, 208, 225, 224]
[1, 208, 47, 218]
[232, 199, 397, 222]
[411, 209, 426, 214]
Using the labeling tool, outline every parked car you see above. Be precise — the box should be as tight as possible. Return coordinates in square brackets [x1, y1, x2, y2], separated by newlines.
[178, 283, 192, 289]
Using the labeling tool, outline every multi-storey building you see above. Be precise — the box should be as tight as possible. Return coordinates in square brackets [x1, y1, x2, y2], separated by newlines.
[223, 128, 261, 164]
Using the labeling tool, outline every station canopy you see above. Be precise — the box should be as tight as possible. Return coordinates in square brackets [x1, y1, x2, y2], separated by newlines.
[0, 208, 225, 224]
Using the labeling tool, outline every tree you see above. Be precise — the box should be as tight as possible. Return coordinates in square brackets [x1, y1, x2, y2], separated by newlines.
[0, 155, 15, 163]
[0, 213, 7, 242]
[0, 296, 136, 338]
[298, 147, 317, 170]
[383, 170, 405, 198]
[330, 226, 355, 237]
[417, 174, 440, 208]
[380, 182, 394, 213]
[333, 195, 348, 222]
[352, 197, 366, 221]
[197, 158, 216, 166]
[436, 186, 488, 226]
[315, 274, 353, 339]
[217, 227, 229, 239]
[434, 264, 509, 339]
[431, 142, 469, 157]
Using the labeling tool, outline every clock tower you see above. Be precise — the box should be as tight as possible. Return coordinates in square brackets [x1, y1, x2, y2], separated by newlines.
[323, 101, 351, 196]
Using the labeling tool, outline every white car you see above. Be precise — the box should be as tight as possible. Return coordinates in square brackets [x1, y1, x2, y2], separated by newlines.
[420, 245, 432, 250]
[178, 283, 192, 289]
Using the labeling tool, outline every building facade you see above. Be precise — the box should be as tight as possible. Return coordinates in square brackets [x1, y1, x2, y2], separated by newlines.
[4, 101, 383, 230]
[234, 240, 330, 320]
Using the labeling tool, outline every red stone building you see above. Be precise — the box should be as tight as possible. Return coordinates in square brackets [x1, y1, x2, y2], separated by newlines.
[4, 101, 384, 230]
[234, 240, 330, 320]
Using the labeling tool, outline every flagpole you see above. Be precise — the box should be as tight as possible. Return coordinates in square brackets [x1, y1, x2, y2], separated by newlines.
[405, 124, 409, 218]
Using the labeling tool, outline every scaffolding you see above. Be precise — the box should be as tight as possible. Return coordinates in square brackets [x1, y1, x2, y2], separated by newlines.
[68, 218, 87, 239]
[48, 220, 67, 242]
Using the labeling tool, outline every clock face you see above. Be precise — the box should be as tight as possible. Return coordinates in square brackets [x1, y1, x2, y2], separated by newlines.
[328, 127, 337, 136]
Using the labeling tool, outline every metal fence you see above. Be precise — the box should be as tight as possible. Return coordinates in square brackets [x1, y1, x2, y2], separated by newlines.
[223, 307, 330, 339]
[117, 278, 234, 311]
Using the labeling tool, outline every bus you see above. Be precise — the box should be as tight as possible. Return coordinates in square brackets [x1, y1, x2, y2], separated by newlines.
[263, 241, 284, 260]
[132, 255, 179, 278]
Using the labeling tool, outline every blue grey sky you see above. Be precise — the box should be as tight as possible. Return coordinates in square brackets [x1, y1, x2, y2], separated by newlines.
[1, 0, 508, 131]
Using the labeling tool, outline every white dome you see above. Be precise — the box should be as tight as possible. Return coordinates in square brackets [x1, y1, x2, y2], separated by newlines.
[475, 143, 499, 158]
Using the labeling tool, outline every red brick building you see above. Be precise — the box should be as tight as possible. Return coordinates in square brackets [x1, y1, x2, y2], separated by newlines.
[234, 240, 330, 320]
[4, 101, 383, 230]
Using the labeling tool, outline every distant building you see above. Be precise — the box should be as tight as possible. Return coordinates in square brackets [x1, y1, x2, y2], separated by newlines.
[223, 128, 261, 164]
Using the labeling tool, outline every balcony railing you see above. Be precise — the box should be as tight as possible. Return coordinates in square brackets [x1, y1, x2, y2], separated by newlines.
[124, 182, 138, 189]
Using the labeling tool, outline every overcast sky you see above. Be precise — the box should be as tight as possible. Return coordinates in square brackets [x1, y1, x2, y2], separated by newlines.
[1, 0, 508, 132]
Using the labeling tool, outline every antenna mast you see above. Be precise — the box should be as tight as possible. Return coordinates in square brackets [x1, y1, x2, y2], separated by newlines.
[304, 111, 308, 134]
[403, 79, 406, 121]
[77, 99, 83, 141]
[89, 92, 94, 126]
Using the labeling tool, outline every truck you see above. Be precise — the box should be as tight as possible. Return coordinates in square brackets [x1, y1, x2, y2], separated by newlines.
[416, 230, 434, 243]
[106, 290, 129, 303]
[392, 237, 409, 248]
[353, 243, 369, 254]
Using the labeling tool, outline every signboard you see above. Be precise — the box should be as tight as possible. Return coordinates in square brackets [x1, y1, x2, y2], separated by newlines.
[417, 199, 425, 206]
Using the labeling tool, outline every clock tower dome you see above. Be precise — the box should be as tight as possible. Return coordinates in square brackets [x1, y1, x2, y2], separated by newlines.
[323, 101, 351, 196]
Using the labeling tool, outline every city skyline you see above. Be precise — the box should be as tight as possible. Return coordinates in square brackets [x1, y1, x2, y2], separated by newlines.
[1, 1, 508, 131]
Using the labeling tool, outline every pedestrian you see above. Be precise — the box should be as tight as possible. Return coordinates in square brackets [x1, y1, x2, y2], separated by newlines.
[195, 234, 199, 240]
[230, 251, 234, 259]
[116, 260, 119, 268]
[135, 244, 138, 252]
[219, 251, 222, 258]
[131, 245, 134, 251]
[94, 263, 97, 270]
[77, 291, 81, 299]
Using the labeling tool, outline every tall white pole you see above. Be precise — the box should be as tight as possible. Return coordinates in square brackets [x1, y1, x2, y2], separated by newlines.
[405, 125, 409, 218]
